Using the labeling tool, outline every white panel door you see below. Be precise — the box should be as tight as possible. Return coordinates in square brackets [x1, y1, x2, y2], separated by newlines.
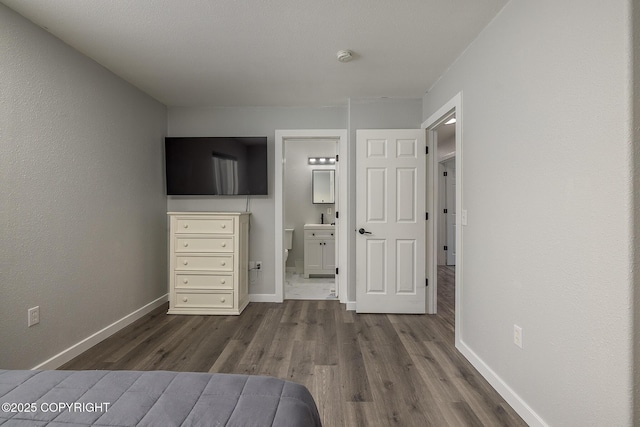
[446, 162, 456, 266]
[356, 129, 426, 313]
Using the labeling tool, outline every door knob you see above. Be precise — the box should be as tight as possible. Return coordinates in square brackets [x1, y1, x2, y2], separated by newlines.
[358, 228, 372, 235]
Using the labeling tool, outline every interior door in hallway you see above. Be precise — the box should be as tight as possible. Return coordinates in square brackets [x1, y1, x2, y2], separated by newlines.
[356, 129, 426, 313]
[445, 160, 456, 266]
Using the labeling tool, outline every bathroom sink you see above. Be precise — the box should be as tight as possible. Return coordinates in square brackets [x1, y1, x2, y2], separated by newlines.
[304, 224, 335, 229]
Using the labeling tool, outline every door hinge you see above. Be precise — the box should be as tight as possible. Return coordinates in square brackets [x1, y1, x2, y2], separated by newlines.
[444, 245, 448, 251]
[444, 209, 448, 214]
[336, 211, 339, 219]
[425, 212, 429, 220]
[426, 278, 429, 287]
[336, 155, 339, 162]
[336, 268, 339, 275]
[444, 171, 448, 176]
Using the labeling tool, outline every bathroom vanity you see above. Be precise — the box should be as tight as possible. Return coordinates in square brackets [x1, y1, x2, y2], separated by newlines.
[303, 224, 335, 278]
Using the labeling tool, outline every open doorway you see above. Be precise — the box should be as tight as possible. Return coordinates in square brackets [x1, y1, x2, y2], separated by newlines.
[435, 114, 456, 325]
[283, 139, 338, 299]
[274, 130, 348, 304]
[423, 92, 462, 345]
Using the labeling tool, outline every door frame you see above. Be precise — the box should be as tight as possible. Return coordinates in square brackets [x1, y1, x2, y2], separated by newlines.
[355, 129, 427, 314]
[443, 158, 456, 266]
[275, 130, 348, 303]
[422, 92, 462, 345]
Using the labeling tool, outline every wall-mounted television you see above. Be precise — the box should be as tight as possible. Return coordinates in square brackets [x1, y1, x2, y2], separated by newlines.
[165, 137, 268, 195]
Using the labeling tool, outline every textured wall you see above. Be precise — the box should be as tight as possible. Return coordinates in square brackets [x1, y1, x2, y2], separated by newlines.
[633, 1, 640, 423]
[423, 0, 633, 425]
[0, 5, 167, 369]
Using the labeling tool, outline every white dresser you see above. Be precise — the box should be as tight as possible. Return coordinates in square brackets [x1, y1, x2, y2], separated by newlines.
[167, 212, 250, 315]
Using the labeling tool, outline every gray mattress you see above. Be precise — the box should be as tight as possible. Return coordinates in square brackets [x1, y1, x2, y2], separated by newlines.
[0, 370, 322, 426]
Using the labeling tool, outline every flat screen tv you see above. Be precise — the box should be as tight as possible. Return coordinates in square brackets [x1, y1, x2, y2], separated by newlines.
[165, 137, 268, 195]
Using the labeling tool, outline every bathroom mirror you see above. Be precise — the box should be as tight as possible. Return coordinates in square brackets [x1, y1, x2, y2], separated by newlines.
[312, 169, 335, 204]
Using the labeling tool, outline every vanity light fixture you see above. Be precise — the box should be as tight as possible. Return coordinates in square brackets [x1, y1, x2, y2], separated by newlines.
[308, 157, 336, 165]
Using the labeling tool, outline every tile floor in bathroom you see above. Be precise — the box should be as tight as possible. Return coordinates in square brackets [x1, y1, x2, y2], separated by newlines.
[284, 271, 338, 300]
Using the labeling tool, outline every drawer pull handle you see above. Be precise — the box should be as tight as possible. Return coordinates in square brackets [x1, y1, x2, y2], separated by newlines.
[221, 224, 226, 229]
[221, 261, 226, 266]
[183, 260, 188, 265]
[182, 297, 188, 302]
[221, 279, 226, 284]
[183, 279, 188, 284]
[183, 242, 189, 247]
[220, 297, 226, 303]
[183, 224, 189, 229]
[221, 243, 226, 247]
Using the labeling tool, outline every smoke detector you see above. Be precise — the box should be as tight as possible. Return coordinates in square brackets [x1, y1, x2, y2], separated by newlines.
[336, 50, 354, 63]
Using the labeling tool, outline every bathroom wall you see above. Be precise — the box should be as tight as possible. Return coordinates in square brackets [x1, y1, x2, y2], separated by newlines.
[284, 140, 337, 272]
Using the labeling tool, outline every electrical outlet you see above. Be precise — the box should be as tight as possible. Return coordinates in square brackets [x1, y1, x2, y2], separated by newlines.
[256, 261, 262, 270]
[513, 325, 523, 348]
[28, 306, 40, 327]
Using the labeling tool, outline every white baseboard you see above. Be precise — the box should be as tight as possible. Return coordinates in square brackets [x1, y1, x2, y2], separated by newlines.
[345, 301, 356, 311]
[32, 294, 168, 370]
[457, 340, 548, 427]
[249, 293, 281, 303]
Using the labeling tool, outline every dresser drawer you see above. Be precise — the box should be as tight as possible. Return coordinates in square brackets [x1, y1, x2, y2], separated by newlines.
[175, 217, 234, 234]
[174, 292, 234, 309]
[175, 273, 233, 290]
[175, 236, 234, 253]
[175, 254, 234, 271]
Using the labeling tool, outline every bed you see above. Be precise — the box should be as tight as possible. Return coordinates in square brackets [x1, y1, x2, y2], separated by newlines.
[0, 370, 322, 426]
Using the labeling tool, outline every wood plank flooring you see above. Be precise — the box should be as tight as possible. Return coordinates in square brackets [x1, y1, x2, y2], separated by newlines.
[62, 266, 526, 426]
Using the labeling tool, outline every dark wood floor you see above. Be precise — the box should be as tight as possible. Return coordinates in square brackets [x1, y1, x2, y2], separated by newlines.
[62, 266, 526, 426]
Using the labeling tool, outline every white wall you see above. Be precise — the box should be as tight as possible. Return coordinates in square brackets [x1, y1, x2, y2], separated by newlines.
[423, 0, 633, 425]
[633, 2, 640, 424]
[284, 140, 337, 271]
[0, 5, 168, 369]
[167, 106, 346, 295]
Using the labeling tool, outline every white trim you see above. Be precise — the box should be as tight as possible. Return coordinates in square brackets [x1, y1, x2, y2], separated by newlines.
[457, 341, 549, 427]
[31, 294, 168, 370]
[275, 129, 348, 303]
[345, 301, 357, 311]
[249, 293, 280, 303]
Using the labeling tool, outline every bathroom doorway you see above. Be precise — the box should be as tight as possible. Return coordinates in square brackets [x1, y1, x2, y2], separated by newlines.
[283, 138, 338, 299]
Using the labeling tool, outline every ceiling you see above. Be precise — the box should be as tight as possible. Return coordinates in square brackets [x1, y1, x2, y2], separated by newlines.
[2, 0, 508, 107]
